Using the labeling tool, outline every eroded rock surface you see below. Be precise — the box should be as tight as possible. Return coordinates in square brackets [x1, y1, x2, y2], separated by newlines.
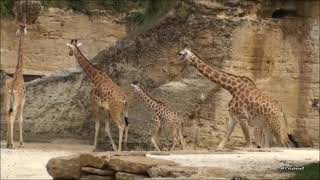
[108, 156, 176, 174]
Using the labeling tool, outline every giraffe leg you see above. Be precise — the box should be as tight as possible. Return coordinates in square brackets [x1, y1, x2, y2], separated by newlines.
[105, 119, 117, 151]
[239, 120, 253, 148]
[254, 127, 263, 148]
[7, 115, 14, 149]
[263, 129, 272, 148]
[170, 129, 178, 151]
[123, 125, 129, 149]
[118, 127, 124, 151]
[7, 103, 18, 149]
[93, 119, 100, 152]
[18, 97, 25, 147]
[178, 127, 185, 150]
[151, 115, 161, 151]
[217, 117, 237, 150]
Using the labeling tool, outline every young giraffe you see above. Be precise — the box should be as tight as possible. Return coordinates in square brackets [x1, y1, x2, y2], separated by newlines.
[6, 22, 28, 149]
[131, 82, 185, 151]
[66, 39, 129, 151]
[173, 48, 299, 149]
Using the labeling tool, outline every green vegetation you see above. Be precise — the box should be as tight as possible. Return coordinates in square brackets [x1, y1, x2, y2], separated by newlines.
[289, 163, 320, 180]
[1, 0, 190, 30]
[0, 0, 15, 17]
[126, 0, 190, 32]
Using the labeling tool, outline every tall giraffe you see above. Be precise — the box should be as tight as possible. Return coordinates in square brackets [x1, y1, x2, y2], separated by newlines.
[173, 48, 299, 149]
[66, 39, 129, 151]
[131, 82, 185, 151]
[6, 22, 28, 149]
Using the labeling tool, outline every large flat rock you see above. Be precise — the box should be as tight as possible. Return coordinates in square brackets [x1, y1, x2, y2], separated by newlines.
[108, 156, 177, 174]
[82, 167, 115, 176]
[46, 153, 109, 179]
[115, 172, 149, 180]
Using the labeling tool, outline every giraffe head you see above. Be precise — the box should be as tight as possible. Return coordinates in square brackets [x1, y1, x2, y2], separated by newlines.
[130, 81, 141, 93]
[66, 39, 82, 56]
[170, 48, 195, 64]
[15, 23, 27, 36]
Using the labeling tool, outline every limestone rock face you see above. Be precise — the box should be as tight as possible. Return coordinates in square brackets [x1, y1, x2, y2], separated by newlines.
[108, 156, 176, 174]
[46, 154, 81, 179]
[1, 0, 318, 150]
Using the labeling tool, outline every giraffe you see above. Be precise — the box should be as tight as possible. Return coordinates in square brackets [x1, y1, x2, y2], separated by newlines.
[131, 82, 185, 151]
[6, 22, 28, 149]
[172, 48, 299, 149]
[66, 39, 129, 151]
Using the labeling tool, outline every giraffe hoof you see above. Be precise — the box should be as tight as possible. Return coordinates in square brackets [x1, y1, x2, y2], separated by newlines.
[7, 144, 14, 149]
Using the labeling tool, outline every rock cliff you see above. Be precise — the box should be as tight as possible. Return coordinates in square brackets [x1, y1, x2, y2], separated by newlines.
[1, 0, 319, 150]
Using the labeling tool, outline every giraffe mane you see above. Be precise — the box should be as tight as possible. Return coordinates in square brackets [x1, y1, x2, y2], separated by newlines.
[74, 45, 106, 73]
[190, 49, 256, 86]
[137, 85, 165, 105]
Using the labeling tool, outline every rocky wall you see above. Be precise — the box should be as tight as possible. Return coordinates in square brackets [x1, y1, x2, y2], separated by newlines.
[1, 1, 319, 150]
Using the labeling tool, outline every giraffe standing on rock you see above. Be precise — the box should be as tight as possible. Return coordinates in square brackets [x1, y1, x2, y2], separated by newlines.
[66, 39, 129, 151]
[131, 82, 185, 151]
[172, 48, 299, 149]
[6, 22, 28, 149]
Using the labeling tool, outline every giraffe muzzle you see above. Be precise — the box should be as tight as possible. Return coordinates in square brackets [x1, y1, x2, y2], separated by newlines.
[169, 55, 183, 64]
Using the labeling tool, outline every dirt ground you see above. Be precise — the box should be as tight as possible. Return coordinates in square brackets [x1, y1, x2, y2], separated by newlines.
[1, 141, 319, 179]
[0, 140, 92, 179]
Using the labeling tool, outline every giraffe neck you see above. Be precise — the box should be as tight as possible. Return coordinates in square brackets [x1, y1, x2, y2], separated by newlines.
[135, 86, 162, 111]
[189, 55, 240, 94]
[14, 26, 25, 79]
[73, 47, 99, 81]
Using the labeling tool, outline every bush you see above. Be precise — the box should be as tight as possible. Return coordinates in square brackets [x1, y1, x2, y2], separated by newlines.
[101, 0, 129, 12]
[0, 0, 15, 17]
[67, 0, 89, 13]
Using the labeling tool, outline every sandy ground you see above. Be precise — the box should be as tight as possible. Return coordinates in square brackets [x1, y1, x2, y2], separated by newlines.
[148, 148, 320, 172]
[1, 141, 319, 179]
[1, 140, 92, 180]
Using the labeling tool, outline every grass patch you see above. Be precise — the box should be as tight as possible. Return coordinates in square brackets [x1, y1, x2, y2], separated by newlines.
[289, 163, 320, 180]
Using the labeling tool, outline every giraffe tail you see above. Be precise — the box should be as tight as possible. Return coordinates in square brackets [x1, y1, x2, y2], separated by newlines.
[123, 100, 129, 126]
[8, 93, 14, 113]
[124, 116, 129, 126]
[283, 113, 299, 148]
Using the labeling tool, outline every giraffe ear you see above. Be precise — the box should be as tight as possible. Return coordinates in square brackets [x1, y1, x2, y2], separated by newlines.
[76, 42, 83, 47]
[66, 43, 73, 48]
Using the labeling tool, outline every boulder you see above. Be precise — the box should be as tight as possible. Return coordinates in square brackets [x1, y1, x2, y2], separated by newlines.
[80, 153, 108, 168]
[80, 175, 115, 180]
[46, 154, 81, 179]
[82, 167, 115, 176]
[108, 156, 176, 174]
[46, 153, 109, 179]
[115, 172, 149, 180]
